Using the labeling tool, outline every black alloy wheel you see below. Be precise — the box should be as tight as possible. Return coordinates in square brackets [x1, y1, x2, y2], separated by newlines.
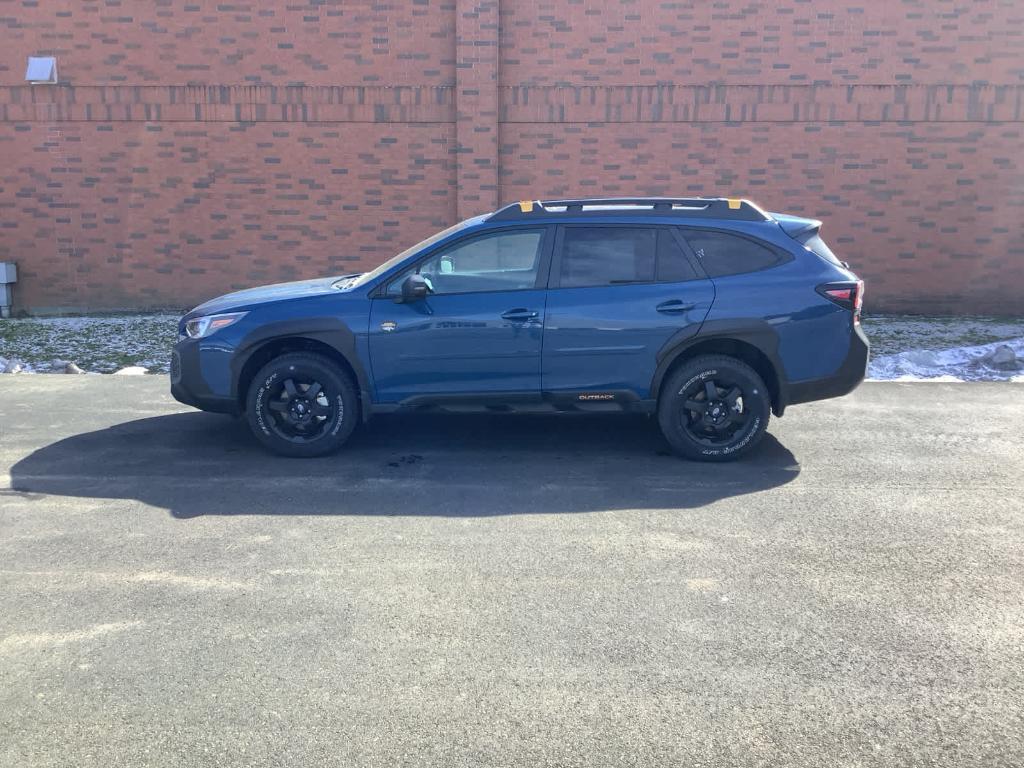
[657, 354, 771, 461]
[246, 352, 358, 457]
[265, 374, 334, 441]
[680, 376, 752, 447]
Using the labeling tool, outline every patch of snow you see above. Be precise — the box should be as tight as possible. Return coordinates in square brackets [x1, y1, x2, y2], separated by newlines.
[862, 314, 1024, 357]
[112, 366, 149, 375]
[1, 356, 93, 374]
[2, 357, 24, 374]
[0, 313, 178, 374]
[879, 374, 968, 383]
[868, 337, 1024, 382]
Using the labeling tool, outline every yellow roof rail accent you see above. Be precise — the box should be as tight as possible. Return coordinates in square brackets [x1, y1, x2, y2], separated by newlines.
[518, 200, 534, 213]
[727, 198, 742, 210]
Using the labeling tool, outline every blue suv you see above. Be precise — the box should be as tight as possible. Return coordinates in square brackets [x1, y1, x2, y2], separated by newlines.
[172, 198, 868, 461]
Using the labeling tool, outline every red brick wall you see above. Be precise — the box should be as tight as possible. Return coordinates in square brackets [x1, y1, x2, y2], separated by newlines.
[499, 1, 1024, 86]
[0, 1, 456, 86]
[1, 0, 1022, 314]
[0, 119, 453, 309]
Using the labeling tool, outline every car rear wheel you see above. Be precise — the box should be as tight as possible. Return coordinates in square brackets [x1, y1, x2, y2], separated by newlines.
[245, 352, 358, 458]
[657, 354, 770, 462]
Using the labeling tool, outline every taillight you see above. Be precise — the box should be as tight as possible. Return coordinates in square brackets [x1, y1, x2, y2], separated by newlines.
[817, 280, 864, 323]
[824, 287, 853, 302]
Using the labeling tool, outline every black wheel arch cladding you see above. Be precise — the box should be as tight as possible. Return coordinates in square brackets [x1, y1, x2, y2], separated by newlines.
[231, 317, 373, 413]
[650, 318, 786, 412]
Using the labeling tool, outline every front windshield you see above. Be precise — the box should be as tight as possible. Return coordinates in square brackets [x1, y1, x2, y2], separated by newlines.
[347, 217, 484, 290]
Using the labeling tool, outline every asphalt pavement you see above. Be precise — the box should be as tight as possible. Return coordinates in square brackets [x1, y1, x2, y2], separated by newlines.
[1, 376, 1022, 767]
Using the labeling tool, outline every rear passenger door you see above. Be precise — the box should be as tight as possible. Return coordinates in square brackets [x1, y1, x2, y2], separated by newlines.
[541, 225, 714, 399]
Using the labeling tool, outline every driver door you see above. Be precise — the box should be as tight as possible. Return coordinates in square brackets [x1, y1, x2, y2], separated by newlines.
[368, 227, 553, 403]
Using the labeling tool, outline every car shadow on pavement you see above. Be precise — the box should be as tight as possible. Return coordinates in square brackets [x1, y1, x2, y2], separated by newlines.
[9, 411, 800, 518]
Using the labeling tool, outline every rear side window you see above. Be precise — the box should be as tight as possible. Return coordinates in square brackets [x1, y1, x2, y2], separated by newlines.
[559, 227, 657, 287]
[800, 233, 843, 266]
[682, 230, 788, 278]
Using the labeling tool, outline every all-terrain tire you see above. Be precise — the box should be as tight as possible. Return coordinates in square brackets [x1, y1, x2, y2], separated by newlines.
[657, 354, 771, 462]
[245, 352, 359, 458]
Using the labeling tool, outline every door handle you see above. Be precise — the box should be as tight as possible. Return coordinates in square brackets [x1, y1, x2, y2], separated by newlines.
[656, 300, 697, 314]
[501, 308, 540, 322]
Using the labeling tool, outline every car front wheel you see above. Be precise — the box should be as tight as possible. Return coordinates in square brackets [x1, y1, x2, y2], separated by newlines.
[657, 354, 771, 462]
[245, 352, 358, 458]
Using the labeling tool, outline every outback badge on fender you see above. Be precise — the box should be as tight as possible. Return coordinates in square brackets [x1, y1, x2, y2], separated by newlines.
[380, 321, 397, 333]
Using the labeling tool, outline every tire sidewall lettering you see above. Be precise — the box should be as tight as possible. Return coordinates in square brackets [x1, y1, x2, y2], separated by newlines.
[701, 415, 760, 456]
[678, 368, 717, 396]
[329, 394, 345, 436]
[254, 371, 279, 436]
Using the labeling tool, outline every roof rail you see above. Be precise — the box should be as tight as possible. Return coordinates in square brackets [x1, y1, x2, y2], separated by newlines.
[488, 197, 771, 223]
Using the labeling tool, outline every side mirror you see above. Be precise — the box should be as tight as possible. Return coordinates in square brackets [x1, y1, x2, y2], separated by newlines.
[399, 274, 430, 303]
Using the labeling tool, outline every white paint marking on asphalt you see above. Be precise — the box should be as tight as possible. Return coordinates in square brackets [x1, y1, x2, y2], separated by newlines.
[0, 621, 143, 653]
[0, 570, 252, 591]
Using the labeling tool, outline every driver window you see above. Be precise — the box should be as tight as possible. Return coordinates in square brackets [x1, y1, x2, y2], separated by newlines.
[387, 229, 545, 295]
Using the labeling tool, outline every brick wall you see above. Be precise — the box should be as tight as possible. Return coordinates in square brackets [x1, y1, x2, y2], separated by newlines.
[1, 0, 1022, 315]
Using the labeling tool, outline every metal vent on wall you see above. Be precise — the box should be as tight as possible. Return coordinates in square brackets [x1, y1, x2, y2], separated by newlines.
[25, 56, 58, 84]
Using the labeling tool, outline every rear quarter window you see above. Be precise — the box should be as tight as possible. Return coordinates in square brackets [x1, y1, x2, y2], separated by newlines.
[657, 229, 699, 283]
[682, 230, 791, 278]
[800, 233, 843, 266]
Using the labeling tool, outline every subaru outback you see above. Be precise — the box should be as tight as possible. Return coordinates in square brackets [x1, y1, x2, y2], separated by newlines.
[171, 197, 868, 461]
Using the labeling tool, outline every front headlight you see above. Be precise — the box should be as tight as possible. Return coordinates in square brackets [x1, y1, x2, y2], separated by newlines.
[184, 311, 247, 339]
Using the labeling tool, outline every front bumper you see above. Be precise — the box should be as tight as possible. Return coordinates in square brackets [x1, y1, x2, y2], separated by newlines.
[170, 341, 240, 415]
[786, 322, 870, 408]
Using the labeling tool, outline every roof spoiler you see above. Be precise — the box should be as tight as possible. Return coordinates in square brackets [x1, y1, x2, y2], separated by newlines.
[773, 212, 822, 240]
[773, 212, 851, 268]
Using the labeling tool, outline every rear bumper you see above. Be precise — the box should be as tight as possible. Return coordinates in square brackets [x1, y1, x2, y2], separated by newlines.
[785, 323, 869, 408]
[170, 344, 240, 415]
